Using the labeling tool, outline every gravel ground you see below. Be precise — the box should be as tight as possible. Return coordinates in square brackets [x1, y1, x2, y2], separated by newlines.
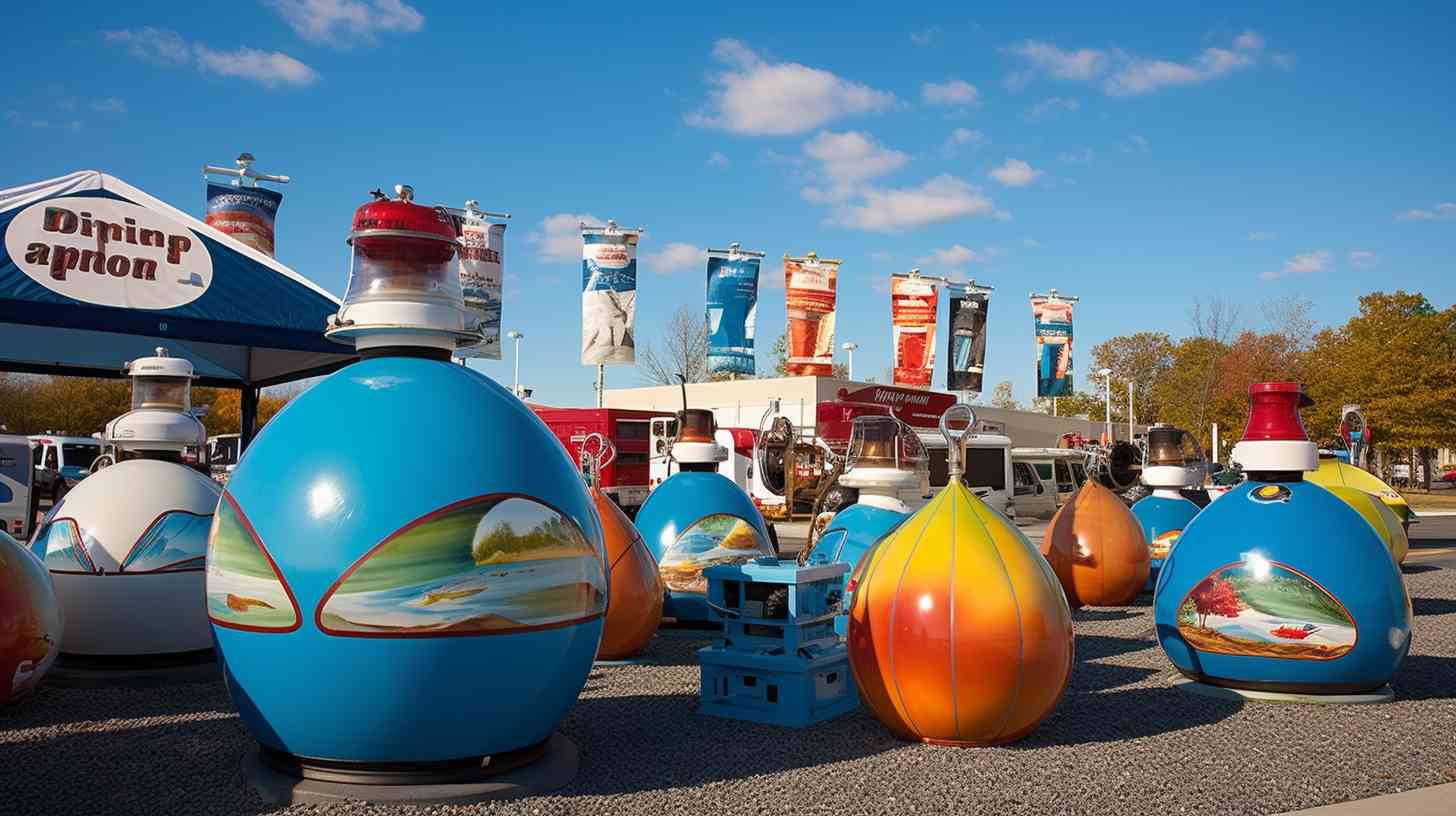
[3, 565, 1453, 816]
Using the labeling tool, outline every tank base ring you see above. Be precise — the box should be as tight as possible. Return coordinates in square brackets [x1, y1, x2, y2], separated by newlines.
[243, 733, 578, 805]
[1169, 675, 1394, 705]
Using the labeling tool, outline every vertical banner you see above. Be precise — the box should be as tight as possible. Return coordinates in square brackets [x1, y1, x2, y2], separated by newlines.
[450, 213, 505, 360]
[204, 182, 282, 257]
[1032, 296, 1075, 397]
[783, 252, 840, 376]
[947, 287, 990, 393]
[891, 273, 938, 388]
[705, 248, 761, 376]
[581, 225, 639, 365]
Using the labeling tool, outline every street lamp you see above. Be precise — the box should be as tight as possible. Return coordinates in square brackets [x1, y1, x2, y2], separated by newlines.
[507, 331, 524, 397]
[1098, 368, 1113, 443]
[842, 341, 859, 380]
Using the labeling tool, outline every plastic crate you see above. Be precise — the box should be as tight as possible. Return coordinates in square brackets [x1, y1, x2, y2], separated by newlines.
[698, 645, 858, 728]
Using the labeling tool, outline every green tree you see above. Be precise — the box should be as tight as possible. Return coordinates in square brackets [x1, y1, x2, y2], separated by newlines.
[763, 331, 848, 379]
[988, 380, 1020, 410]
[1088, 331, 1176, 424]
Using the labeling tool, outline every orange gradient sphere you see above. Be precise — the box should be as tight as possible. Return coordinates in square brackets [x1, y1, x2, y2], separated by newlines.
[847, 480, 1074, 746]
[593, 490, 664, 660]
[1041, 481, 1150, 607]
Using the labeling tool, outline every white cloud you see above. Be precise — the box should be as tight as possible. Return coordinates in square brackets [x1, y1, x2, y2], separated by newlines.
[910, 27, 939, 46]
[1271, 53, 1297, 70]
[1006, 40, 1109, 86]
[800, 130, 908, 201]
[103, 28, 190, 65]
[643, 242, 704, 275]
[5, 111, 50, 129]
[917, 244, 982, 269]
[1125, 133, 1150, 151]
[686, 39, 897, 135]
[1348, 249, 1379, 268]
[1247, 231, 1276, 241]
[1006, 32, 1271, 97]
[529, 213, 602, 263]
[1104, 39, 1260, 96]
[194, 45, 319, 87]
[922, 79, 980, 106]
[1023, 97, 1079, 121]
[707, 151, 729, 166]
[1395, 203, 1456, 221]
[828, 174, 1002, 233]
[266, 0, 424, 47]
[1022, 238, 1040, 248]
[91, 98, 126, 114]
[942, 127, 986, 156]
[1263, 250, 1331, 281]
[105, 28, 317, 88]
[1057, 147, 1094, 164]
[989, 158, 1041, 187]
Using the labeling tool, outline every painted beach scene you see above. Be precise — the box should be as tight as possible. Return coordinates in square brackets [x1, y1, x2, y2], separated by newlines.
[33, 519, 94, 573]
[1176, 559, 1357, 660]
[123, 512, 211, 572]
[1149, 529, 1182, 560]
[319, 496, 606, 636]
[205, 498, 298, 630]
[660, 514, 771, 595]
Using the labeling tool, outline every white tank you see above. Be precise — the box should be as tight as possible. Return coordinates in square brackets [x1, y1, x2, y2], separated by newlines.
[104, 347, 206, 455]
[31, 459, 221, 656]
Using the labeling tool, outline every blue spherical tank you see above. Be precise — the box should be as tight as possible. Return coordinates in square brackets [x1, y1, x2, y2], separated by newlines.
[634, 472, 773, 622]
[208, 357, 607, 764]
[806, 504, 908, 635]
[1132, 494, 1201, 592]
[1154, 479, 1410, 693]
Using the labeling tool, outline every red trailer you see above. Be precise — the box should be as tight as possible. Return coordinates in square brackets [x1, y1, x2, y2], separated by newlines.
[529, 406, 658, 515]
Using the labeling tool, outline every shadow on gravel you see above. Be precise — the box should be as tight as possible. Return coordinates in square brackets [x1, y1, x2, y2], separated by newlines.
[1012, 684, 1242, 748]
[1392, 655, 1456, 701]
[560, 693, 896, 796]
[1410, 596, 1456, 616]
[1076, 634, 1156, 661]
[0, 680, 234, 731]
[1068, 661, 1162, 694]
[1402, 564, 1441, 575]
[1072, 608, 1145, 622]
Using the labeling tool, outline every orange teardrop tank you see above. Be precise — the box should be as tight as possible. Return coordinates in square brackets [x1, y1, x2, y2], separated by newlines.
[847, 480, 1074, 746]
[1041, 481, 1150, 607]
[593, 489, 664, 660]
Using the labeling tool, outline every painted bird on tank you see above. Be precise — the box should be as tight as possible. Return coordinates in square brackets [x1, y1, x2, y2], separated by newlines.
[207, 185, 607, 777]
[1154, 382, 1411, 695]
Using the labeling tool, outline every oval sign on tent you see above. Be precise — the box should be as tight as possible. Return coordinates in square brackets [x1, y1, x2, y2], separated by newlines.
[4, 196, 213, 310]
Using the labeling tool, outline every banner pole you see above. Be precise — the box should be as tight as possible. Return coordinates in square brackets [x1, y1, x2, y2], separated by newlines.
[596, 364, 605, 408]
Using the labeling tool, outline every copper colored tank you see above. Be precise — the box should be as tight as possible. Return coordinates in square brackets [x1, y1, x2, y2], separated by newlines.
[1041, 481, 1150, 607]
[592, 489, 663, 660]
[676, 409, 717, 444]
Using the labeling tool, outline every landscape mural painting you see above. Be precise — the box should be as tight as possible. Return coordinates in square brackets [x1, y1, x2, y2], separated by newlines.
[660, 514, 772, 595]
[123, 511, 211, 572]
[318, 496, 606, 637]
[1149, 529, 1181, 560]
[1176, 558, 1357, 660]
[33, 518, 96, 573]
[206, 495, 298, 631]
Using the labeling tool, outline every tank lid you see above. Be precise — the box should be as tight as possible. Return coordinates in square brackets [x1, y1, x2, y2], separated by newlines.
[125, 347, 195, 379]
[1233, 381, 1316, 472]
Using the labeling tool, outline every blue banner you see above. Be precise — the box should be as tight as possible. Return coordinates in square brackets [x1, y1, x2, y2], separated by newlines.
[1032, 297, 1074, 397]
[705, 252, 760, 376]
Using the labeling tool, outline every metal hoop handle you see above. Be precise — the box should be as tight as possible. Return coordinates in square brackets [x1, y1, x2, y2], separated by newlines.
[578, 432, 616, 486]
[939, 403, 977, 482]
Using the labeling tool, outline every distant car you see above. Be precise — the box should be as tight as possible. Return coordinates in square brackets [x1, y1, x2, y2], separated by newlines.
[1441, 469, 1456, 483]
[28, 435, 102, 504]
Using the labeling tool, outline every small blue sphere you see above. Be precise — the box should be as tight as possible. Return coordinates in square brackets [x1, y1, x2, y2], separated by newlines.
[634, 472, 773, 622]
[1155, 479, 1410, 693]
[208, 357, 606, 763]
[1132, 494, 1201, 592]
[806, 504, 908, 635]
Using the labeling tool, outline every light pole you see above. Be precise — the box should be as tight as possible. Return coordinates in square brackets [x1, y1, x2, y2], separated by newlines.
[507, 331, 524, 397]
[842, 342, 859, 380]
[1098, 367, 1113, 443]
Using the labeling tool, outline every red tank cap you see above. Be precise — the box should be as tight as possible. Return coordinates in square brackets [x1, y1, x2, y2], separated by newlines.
[348, 186, 457, 265]
[1241, 381, 1313, 442]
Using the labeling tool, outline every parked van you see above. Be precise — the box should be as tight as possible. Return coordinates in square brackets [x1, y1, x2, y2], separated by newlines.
[920, 430, 1016, 520]
[28, 435, 101, 504]
[1, 434, 34, 538]
[1012, 447, 1090, 519]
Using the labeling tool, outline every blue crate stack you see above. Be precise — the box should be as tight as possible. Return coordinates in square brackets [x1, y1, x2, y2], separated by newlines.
[698, 557, 858, 728]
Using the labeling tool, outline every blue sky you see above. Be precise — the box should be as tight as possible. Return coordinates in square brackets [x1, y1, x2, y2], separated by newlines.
[5, 2, 1454, 407]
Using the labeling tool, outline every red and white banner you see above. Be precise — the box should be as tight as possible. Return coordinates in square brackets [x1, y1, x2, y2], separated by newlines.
[784, 252, 840, 376]
[891, 274, 937, 388]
